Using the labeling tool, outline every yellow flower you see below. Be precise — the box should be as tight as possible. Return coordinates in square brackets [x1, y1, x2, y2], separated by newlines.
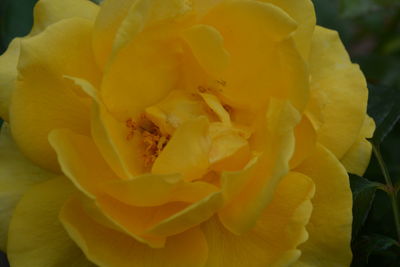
[0, 0, 374, 266]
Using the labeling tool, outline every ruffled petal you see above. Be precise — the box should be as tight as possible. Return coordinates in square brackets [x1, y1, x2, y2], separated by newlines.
[295, 144, 353, 266]
[0, 39, 20, 121]
[290, 115, 317, 168]
[258, 0, 316, 59]
[111, 0, 189, 59]
[307, 26, 368, 158]
[100, 25, 181, 119]
[30, 0, 99, 35]
[0, 123, 55, 250]
[49, 128, 118, 198]
[102, 173, 219, 206]
[181, 24, 230, 77]
[64, 76, 138, 179]
[96, 190, 222, 247]
[60, 196, 208, 267]
[93, 0, 188, 69]
[10, 18, 100, 172]
[341, 115, 375, 176]
[92, 0, 134, 68]
[201, 0, 309, 111]
[219, 99, 301, 234]
[202, 171, 314, 266]
[7, 177, 94, 267]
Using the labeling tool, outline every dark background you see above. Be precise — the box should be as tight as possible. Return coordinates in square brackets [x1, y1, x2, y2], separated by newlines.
[1, 0, 400, 266]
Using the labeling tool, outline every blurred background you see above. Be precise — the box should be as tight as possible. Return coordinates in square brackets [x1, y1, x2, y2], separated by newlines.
[1, 0, 400, 266]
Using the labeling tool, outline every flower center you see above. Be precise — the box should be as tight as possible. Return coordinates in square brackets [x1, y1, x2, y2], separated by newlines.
[126, 116, 171, 168]
[126, 87, 253, 174]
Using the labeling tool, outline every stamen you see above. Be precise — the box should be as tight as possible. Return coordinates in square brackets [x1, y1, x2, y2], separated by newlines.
[223, 104, 233, 114]
[216, 79, 227, 87]
[126, 116, 170, 168]
[125, 118, 137, 140]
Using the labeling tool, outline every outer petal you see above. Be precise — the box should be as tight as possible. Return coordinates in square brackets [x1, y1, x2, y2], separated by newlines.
[219, 100, 301, 234]
[7, 177, 95, 267]
[49, 128, 118, 198]
[0, 123, 55, 250]
[307, 26, 368, 158]
[30, 0, 99, 35]
[10, 18, 100, 172]
[295, 144, 353, 266]
[0, 39, 20, 121]
[202, 172, 315, 266]
[341, 116, 375, 176]
[0, 0, 99, 122]
[60, 196, 208, 267]
[96, 191, 222, 247]
[258, 0, 316, 59]
[201, 0, 309, 112]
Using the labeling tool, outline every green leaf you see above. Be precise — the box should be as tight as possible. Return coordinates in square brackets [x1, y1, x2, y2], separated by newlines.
[352, 234, 400, 266]
[0, 251, 9, 267]
[339, 0, 378, 18]
[0, 0, 38, 51]
[350, 174, 382, 238]
[367, 84, 400, 145]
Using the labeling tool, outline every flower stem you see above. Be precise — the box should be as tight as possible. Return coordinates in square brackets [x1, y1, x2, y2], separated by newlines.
[372, 144, 400, 242]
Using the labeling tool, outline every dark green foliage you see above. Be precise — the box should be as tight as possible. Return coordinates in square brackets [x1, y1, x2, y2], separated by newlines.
[368, 84, 400, 145]
[339, 0, 400, 19]
[0, 0, 38, 53]
[0, 251, 9, 267]
[352, 234, 400, 267]
[350, 175, 382, 238]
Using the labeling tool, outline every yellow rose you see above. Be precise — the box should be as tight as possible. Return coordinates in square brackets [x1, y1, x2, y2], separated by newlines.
[0, 0, 374, 266]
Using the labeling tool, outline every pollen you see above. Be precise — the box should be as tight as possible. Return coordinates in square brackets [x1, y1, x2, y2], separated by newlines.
[125, 118, 137, 141]
[126, 116, 170, 168]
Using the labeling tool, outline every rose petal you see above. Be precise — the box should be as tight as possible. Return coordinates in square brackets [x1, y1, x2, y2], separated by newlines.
[0, 123, 55, 250]
[308, 26, 368, 158]
[10, 18, 100, 172]
[0, 39, 20, 121]
[295, 144, 353, 266]
[181, 24, 230, 77]
[30, 0, 99, 35]
[202, 171, 314, 266]
[7, 177, 94, 267]
[152, 117, 211, 181]
[290, 114, 317, 168]
[219, 99, 301, 234]
[49, 128, 118, 198]
[258, 0, 316, 59]
[96, 191, 222, 246]
[93, 0, 188, 69]
[102, 173, 219, 206]
[201, 0, 309, 111]
[61, 196, 208, 267]
[341, 115, 375, 176]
